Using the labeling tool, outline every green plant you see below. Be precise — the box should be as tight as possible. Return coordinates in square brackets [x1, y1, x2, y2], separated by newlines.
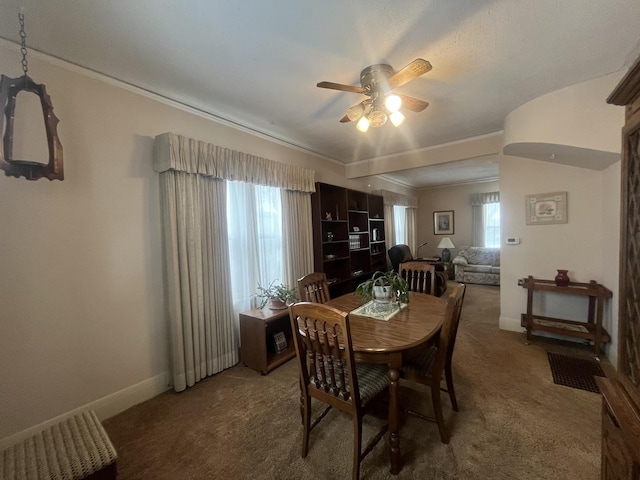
[355, 270, 409, 304]
[255, 280, 298, 309]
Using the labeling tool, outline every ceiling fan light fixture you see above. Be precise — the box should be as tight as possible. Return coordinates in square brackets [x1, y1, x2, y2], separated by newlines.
[385, 94, 402, 112]
[317, 59, 431, 133]
[390, 111, 405, 127]
[356, 116, 370, 132]
[368, 108, 387, 128]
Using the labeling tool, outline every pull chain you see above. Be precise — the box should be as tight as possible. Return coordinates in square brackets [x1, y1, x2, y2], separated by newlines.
[19, 10, 28, 77]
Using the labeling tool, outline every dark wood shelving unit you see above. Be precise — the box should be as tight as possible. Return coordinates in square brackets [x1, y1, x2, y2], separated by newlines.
[311, 183, 386, 297]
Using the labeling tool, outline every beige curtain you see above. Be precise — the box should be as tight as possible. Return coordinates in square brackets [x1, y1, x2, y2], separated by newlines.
[471, 191, 500, 247]
[154, 133, 315, 392]
[384, 203, 395, 269]
[405, 207, 418, 254]
[281, 190, 314, 289]
[154, 134, 315, 191]
[381, 189, 418, 265]
[159, 172, 236, 392]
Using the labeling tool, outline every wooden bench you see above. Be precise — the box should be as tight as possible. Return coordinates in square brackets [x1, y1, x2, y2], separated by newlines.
[1, 410, 117, 480]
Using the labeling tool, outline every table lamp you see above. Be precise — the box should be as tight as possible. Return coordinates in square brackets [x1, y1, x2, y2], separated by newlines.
[437, 237, 455, 262]
[416, 241, 428, 258]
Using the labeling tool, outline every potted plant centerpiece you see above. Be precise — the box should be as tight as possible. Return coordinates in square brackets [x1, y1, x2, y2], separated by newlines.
[355, 270, 409, 306]
[255, 280, 298, 310]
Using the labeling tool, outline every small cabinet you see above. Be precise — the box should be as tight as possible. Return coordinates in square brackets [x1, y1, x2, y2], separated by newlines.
[239, 308, 295, 374]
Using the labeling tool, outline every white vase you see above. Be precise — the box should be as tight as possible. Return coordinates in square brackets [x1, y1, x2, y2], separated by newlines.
[269, 298, 288, 310]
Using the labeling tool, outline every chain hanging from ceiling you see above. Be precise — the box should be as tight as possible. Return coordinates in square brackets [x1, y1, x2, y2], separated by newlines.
[0, 9, 64, 180]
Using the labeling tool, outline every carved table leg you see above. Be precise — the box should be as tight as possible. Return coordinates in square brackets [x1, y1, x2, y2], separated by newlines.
[388, 366, 401, 475]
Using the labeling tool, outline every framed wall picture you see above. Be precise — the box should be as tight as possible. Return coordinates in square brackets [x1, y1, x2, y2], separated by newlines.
[525, 191, 568, 225]
[434, 210, 454, 235]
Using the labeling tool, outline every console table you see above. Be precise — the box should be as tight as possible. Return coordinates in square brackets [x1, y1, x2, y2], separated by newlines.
[519, 276, 612, 357]
[239, 307, 295, 374]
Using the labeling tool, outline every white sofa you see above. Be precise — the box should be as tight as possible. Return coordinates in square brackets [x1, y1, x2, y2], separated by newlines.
[452, 247, 500, 285]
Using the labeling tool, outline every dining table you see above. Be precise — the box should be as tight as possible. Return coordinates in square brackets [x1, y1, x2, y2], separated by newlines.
[326, 290, 447, 475]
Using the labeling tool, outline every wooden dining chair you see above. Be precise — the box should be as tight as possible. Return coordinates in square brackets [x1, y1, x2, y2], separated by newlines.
[297, 272, 331, 304]
[399, 261, 437, 296]
[400, 283, 466, 444]
[289, 302, 389, 480]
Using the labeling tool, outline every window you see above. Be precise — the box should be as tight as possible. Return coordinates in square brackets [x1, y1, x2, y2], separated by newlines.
[484, 202, 500, 248]
[226, 181, 283, 313]
[393, 205, 407, 244]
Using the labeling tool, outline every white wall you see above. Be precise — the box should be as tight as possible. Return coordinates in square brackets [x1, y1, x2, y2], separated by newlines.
[416, 180, 500, 259]
[498, 73, 624, 365]
[599, 160, 621, 367]
[0, 41, 408, 443]
[504, 72, 624, 154]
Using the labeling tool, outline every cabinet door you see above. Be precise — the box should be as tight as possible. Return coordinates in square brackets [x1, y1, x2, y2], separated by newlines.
[601, 427, 639, 480]
[619, 124, 640, 396]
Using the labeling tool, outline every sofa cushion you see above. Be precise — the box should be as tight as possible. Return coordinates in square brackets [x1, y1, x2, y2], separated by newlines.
[465, 264, 493, 274]
[452, 256, 468, 266]
[462, 247, 490, 265]
[462, 271, 500, 286]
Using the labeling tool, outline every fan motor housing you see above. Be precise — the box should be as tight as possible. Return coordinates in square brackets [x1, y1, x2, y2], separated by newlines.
[360, 64, 394, 93]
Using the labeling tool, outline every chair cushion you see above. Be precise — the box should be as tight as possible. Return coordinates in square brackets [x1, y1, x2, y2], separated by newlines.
[401, 346, 437, 378]
[1, 411, 117, 480]
[355, 363, 390, 404]
[312, 362, 389, 405]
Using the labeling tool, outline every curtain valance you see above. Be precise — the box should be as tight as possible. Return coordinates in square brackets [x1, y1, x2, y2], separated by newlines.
[153, 133, 315, 193]
[471, 191, 500, 205]
[380, 189, 418, 208]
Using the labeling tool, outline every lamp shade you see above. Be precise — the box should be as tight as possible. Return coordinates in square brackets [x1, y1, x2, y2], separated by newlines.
[437, 238, 455, 249]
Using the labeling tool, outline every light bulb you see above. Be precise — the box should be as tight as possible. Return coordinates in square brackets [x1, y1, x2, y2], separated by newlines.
[390, 111, 405, 127]
[385, 94, 402, 112]
[368, 109, 387, 127]
[356, 116, 370, 132]
[346, 103, 364, 121]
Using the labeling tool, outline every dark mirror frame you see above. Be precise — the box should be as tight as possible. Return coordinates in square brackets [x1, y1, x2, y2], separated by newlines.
[0, 74, 64, 181]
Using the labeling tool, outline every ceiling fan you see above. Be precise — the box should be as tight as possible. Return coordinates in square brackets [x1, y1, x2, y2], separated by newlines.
[317, 58, 432, 132]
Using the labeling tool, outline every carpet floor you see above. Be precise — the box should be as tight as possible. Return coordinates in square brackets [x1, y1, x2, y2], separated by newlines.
[103, 283, 611, 479]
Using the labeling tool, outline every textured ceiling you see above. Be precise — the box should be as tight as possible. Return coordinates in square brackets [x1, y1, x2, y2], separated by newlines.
[1, 1, 639, 188]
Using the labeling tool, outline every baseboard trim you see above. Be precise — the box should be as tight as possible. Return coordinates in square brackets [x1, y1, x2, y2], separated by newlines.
[0, 371, 171, 450]
[499, 315, 523, 332]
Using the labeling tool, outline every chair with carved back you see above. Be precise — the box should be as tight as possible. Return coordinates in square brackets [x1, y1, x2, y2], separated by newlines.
[399, 261, 437, 296]
[297, 272, 331, 304]
[289, 302, 389, 480]
[400, 283, 466, 444]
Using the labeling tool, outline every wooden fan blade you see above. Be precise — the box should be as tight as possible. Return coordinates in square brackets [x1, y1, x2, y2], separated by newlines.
[387, 58, 432, 90]
[340, 114, 351, 123]
[396, 94, 429, 112]
[317, 81, 365, 94]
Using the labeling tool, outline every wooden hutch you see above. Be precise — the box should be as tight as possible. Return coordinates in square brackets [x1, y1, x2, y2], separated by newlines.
[311, 183, 387, 297]
[597, 55, 640, 479]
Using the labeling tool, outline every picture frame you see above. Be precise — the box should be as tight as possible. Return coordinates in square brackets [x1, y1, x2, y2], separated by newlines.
[433, 210, 454, 235]
[525, 191, 568, 225]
